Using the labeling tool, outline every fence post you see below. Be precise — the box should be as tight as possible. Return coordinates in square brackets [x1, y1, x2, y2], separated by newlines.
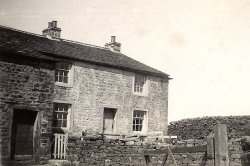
[214, 124, 229, 166]
[54, 134, 57, 159]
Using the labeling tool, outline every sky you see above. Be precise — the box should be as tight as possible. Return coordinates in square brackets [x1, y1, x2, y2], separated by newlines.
[0, 0, 250, 122]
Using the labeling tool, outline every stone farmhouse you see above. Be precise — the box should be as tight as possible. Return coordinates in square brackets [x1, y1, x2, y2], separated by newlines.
[0, 21, 171, 163]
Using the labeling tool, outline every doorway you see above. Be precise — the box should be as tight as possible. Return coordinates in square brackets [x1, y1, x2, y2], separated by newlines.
[10, 109, 38, 161]
[103, 108, 117, 134]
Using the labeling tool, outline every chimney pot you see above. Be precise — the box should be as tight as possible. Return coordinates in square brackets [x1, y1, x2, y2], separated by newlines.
[111, 36, 116, 43]
[52, 21, 57, 27]
[48, 22, 52, 28]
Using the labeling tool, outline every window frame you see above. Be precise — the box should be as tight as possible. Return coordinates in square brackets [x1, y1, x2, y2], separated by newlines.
[55, 62, 73, 87]
[53, 102, 71, 130]
[133, 73, 148, 96]
[132, 110, 148, 134]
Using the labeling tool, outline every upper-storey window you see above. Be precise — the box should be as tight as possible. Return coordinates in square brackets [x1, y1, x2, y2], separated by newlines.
[134, 74, 148, 95]
[55, 62, 71, 84]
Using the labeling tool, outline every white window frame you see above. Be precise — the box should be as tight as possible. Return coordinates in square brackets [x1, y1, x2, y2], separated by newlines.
[132, 110, 148, 134]
[55, 62, 73, 87]
[133, 73, 148, 96]
[53, 102, 71, 130]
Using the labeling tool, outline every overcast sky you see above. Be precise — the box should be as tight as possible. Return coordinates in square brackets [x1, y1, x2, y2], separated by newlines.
[1, 0, 250, 122]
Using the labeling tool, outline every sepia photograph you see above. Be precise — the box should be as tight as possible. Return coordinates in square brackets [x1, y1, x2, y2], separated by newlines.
[0, 0, 249, 165]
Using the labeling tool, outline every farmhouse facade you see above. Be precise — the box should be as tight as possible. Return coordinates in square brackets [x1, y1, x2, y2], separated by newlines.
[0, 22, 171, 163]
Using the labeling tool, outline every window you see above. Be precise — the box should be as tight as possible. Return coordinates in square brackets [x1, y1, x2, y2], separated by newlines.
[134, 74, 148, 95]
[53, 103, 71, 128]
[133, 110, 147, 132]
[55, 62, 71, 84]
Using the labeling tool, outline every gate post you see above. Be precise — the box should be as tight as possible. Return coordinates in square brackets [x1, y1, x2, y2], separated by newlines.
[214, 124, 229, 166]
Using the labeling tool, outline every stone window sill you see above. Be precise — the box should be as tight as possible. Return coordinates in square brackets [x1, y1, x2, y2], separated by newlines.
[55, 82, 73, 88]
[133, 92, 148, 97]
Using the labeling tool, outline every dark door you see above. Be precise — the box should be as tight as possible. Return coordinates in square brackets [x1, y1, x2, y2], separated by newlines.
[103, 108, 117, 134]
[11, 109, 37, 160]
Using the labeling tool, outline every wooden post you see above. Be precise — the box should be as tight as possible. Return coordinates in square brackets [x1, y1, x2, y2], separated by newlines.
[167, 146, 177, 166]
[34, 111, 41, 163]
[207, 137, 215, 166]
[214, 124, 229, 166]
[60, 134, 63, 159]
[54, 134, 57, 159]
[161, 153, 169, 166]
[63, 134, 67, 159]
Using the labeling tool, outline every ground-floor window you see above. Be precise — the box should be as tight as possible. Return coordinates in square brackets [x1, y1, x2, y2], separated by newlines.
[133, 110, 147, 133]
[53, 103, 71, 128]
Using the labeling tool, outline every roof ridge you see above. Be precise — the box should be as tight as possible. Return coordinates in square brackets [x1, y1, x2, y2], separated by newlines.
[61, 38, 110, 51]
[0, 24, 111, 51]
[0, 24, 170, 78]
[0, 25, 45, 38]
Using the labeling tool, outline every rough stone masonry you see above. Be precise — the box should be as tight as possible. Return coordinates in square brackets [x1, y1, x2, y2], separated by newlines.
[0, 54, 55, 163]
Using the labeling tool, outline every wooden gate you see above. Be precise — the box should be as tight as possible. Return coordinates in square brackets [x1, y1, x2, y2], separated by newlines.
[144, 124, 230, 166]
[53, 133, 68, 159]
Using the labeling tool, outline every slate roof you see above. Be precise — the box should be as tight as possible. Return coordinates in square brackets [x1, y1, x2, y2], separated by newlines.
[0, 25, 170, 78]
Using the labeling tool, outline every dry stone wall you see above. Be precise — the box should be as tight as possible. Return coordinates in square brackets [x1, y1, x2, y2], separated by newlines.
[67, 134, 208, 166]
[168, 116, 250, 140]
[225, 136, 250, 166]
[66, 134, 250, 166]
[228, 138, 243, 166]
[168, 117, 250, 166]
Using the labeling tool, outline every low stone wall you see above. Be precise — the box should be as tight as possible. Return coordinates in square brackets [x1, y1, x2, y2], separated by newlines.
[228, 137, 244, 166]
[65, 134, 250, 166]
[67, 135, 207, 166]
[168, 116, 250, 140]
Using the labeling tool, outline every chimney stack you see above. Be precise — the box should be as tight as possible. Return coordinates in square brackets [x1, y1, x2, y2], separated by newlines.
[42, 20, 61, 39]
[105, 36, 121, 52]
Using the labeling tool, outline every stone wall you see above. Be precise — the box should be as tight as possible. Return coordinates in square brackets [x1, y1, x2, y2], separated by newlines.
[226, 136, 250, 166]
[65, 134, 250, 166]
[66, 135, 207, 166]
[241, 152, 250, 166]
[54, 61, 169, 135]
[228, 138, 244, 166]
[168, 116, 250, 140]
[0, 54, 54, 163]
